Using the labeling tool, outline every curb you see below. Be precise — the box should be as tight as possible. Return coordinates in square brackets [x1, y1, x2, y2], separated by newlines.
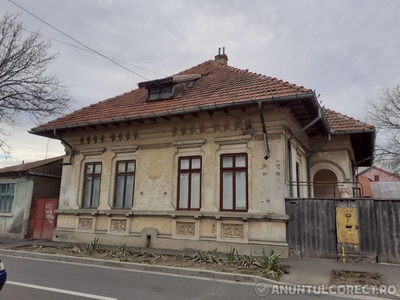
[1, 249, 399, 300]
[0, 249, 276, 284]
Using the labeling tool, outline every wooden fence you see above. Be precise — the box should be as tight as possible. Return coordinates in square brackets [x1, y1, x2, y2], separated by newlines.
[285, 198, 400, 263]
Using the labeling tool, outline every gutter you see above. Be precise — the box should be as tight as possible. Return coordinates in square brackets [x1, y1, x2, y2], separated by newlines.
[30, 92, 331, 136]
[258, 102, 270, 160]
[330, 129, 375, 135]
[53, 129, 73, 166]
[356, 155, 374, 166]
[288, 108, 324, 197]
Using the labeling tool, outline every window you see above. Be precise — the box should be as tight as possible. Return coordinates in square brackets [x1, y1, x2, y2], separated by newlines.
[0, 183, 15, 212]
[114, 161, 136, 209]
[178, 156, 201, 210]
[148, 84, 173, 100]
[374, 175, 379, 181]
[220, 154, 248, 211]
[82, 162, 102, 208]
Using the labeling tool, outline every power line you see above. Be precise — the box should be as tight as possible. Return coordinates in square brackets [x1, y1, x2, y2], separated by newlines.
[22, 28, 167, 77]
[9, 0, 165, 84]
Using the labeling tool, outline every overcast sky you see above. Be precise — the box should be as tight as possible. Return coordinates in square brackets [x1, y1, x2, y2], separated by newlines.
[0, 0, 399, 168]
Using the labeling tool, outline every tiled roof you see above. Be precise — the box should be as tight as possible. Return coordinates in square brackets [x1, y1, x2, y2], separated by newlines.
[30, 60, 312, 133]
[323, 108, 374, 133]
[0, 156, 63, 175]
[29, 58, 373, 137]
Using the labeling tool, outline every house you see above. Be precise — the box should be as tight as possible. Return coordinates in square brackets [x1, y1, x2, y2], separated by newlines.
[358, 166, 400, 182]
[357, 166, 400, 198]
[29, 52, 375, 256]
[0, 156, 62, 239]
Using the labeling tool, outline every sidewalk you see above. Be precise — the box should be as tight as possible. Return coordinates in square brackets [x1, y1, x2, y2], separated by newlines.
[0, 237, 399, 298]
[281, 257, 400, 288]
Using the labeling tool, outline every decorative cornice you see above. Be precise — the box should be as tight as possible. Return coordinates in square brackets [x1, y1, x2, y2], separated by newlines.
[172, 139, 205, 149]
[111, 145, 139, 154]
[214, 135, 252, 145]
[80, 148, 105, 156]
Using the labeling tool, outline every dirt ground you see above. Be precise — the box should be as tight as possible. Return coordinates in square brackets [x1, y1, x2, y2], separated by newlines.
[330, 270, 382, 286]
[15, 245, 381, 286]
[14, 245, 276, 278]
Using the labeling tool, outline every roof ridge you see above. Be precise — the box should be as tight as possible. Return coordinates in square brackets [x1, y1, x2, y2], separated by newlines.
[175, 60, 214, 76]
[214, 62, 311, 92]
[0, 155, 63, 173]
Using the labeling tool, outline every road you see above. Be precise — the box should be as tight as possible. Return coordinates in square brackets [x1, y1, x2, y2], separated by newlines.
[0, 255, 379, 300]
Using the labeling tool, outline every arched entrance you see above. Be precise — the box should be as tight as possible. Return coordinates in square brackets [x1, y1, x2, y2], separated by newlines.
[313, 169, 339, 198]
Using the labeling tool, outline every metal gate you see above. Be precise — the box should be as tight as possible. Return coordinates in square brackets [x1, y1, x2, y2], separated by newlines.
[27, 198, 58, 239]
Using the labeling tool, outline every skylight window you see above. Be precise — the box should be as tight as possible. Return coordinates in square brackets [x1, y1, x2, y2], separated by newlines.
[148, 85, 173, 100]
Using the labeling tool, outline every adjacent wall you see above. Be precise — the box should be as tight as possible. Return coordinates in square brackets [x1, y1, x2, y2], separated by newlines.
[0, 176, 34, 238]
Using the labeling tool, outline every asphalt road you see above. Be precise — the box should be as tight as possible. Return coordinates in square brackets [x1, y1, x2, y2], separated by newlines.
[0, 255, 381, 300]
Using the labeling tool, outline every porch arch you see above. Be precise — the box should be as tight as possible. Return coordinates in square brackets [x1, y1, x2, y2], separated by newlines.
[310, 161, 346, 198]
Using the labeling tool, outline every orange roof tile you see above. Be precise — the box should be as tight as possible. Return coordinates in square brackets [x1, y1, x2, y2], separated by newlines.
[323, 108, 374, 133]
[30, 60, 313, 133]
[29, 58, 373, 138]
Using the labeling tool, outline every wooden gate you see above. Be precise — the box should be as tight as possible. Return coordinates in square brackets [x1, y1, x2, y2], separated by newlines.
[285, 198, 400, 263]
[27, 198, 58, 239]
[286, 198, 337, 258]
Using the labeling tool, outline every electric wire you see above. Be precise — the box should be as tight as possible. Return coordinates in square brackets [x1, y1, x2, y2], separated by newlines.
[22, 29, 167, 77]
[9, 0, 166, 85]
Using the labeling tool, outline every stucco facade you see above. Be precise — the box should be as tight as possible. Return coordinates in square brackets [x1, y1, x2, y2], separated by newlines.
[54, 107, 292, 255]
[52, 104, 361, 256]
[30, 55, 375, 256]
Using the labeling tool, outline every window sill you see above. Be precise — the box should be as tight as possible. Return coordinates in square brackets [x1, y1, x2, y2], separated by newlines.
[0, 212, 13, 217]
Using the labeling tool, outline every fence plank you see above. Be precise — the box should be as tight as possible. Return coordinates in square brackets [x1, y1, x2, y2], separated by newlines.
[285, 198, 399, 263]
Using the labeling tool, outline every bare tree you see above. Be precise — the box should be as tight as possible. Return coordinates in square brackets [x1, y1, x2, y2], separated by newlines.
[366, 83, 400, 174]
[0, 13, 71, 156]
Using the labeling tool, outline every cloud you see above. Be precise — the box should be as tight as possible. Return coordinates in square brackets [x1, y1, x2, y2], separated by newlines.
[1, 0, 400, 167]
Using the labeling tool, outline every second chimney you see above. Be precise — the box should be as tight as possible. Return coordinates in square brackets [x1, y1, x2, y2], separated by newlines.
[214, 47, 228, 65]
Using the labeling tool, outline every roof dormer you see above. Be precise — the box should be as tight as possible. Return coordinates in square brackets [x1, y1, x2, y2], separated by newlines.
[138, 74, 201, 102]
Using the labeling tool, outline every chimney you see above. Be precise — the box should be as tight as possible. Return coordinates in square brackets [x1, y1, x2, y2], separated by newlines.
[214, 47, 228, 65]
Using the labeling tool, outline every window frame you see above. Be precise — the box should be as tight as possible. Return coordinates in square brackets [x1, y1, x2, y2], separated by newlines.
[220, 153, 248, 212]
[82, 162, 102, 208]
[0, 183, 15, 213]
[177, 156, 202, 211]
[148, 84, 173, 100]
[113, 160, 136, 209]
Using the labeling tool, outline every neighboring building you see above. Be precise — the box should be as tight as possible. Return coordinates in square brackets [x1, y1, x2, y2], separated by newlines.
[29, 52, 375, 256]
[357, 166, 400, 199]
[358, 166, 400, 182]
[0, 156, 62, 238]
[356, 176, 372, 197]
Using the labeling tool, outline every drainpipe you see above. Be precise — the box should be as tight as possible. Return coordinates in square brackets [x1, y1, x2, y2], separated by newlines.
[53, 129, 73, 165]
[288, 109, 323, 197]
[258, 102, 270, 160]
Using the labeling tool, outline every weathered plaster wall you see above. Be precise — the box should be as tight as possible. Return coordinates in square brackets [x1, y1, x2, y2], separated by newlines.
[54, 106, 343, 255]
[0, 176, 34, 238]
